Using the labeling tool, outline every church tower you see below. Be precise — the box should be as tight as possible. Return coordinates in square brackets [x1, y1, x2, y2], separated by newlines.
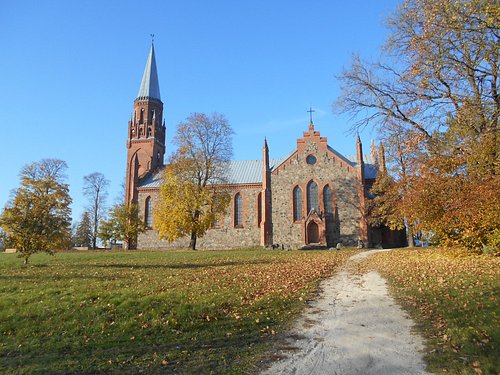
[125, 42, 166, 204]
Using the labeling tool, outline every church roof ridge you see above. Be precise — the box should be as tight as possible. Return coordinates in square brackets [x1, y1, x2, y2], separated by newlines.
[137, 43, 161, 101]
[138, 158, 287, 188]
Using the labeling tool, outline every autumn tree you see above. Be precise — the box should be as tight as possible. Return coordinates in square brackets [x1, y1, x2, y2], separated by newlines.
[336, 0, 499, 250]
[368, 127, 423, 247]
[83, 172, 109, 249]
[0, 229, 7, 251]
[72, 211, 92, 248]
[154, 112, 233, 250]
[98, 203, 145, 249]
[0, 159, 72, 264]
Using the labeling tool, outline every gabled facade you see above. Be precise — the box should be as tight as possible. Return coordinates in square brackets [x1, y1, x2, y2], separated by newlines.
[126, 45, 406, 250]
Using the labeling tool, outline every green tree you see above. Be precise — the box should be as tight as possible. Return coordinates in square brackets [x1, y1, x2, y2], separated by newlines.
[336, 0, 499, 250]
[99, 203, 145, 250]
[0, 159, 72, 264]
[97, 217, 116, 249]
[154, 112, 233, 250]
[72, 211, 92, 248]
[83, 172, 109, 249]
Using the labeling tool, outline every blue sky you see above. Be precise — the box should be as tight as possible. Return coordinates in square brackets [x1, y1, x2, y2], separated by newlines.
[0, 0, 399, 222]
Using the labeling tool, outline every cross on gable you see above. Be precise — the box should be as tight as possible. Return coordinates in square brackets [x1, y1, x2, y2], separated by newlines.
[307, 106, 315, 124]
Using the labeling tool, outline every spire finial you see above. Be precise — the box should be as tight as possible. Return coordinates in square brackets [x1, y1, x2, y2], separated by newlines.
[150, 33, 155, 45]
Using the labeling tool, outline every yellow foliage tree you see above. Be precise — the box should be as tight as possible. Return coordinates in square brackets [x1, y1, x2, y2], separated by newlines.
[154, 167, 230, 248]
[154, 112, 233, 249]
[0, 159, 72, 264]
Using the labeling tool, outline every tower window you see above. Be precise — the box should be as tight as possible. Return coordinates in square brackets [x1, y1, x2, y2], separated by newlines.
[307, 180, 318, 214]
[293, 186, 302, 222]
[234, 193, 243, 227]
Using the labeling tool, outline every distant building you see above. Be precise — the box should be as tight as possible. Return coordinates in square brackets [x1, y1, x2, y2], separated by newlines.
[125, 44, 406, 250]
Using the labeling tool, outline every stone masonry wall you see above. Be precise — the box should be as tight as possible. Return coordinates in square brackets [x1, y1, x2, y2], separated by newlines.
[271, 147, 361, 249]
[137, 185, 261, 250]
[136, 134, 362, 250]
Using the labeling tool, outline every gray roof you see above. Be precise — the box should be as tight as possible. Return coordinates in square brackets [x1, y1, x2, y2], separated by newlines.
[328, 146, 356, 167]
[139, 159, 284, 188]
[345, 154, 378, 179]
[226, 159, 284, 184]
[139, 169, 163, 189]
[363, 164, 378, 179]
[137, 44, 161, 101]
[138, 150, 378, 189]
[227, 160, 261, 184]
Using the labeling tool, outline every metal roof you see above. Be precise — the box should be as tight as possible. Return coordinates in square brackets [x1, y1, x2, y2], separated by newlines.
[139, 158, 284, 188]
[139, 169, 163, 189]
[227, 159, 261, 184]
[138, 150, 379, 189]
[328, 146, 356, 167]
[345, 153, 378, 179]
[226, 159, 284, 184]
[137, 44, 161, 101]
[363, 164, 378, 179]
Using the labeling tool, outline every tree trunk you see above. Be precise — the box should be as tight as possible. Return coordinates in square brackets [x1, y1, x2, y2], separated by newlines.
[189, 232, 197, 250]
[406, 223, 415, 248]
[24, 256, 29, 265]
[189, 210, 200, 250]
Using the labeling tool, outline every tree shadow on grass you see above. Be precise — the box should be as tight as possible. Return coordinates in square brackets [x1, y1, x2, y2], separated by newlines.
[0, 273, 125, 282]
[90, 259, 272, 270]
[1, 260, 273, 281]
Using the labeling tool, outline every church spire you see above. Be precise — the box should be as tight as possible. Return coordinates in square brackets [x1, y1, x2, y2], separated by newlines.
[137, 43, 161, 101]
[126, 41, 165, 207]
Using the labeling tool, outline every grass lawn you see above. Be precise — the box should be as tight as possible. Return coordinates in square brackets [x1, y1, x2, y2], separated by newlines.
[0, 248, 355, 374]
[363, 248, 499, 375]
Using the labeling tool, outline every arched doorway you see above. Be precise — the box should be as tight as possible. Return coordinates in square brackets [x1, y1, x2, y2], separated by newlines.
[307, 222, 319, 244]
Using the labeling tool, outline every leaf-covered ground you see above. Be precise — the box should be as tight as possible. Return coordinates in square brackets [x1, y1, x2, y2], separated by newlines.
[361, 248, 499, 375]
[0, 249, 355, 374]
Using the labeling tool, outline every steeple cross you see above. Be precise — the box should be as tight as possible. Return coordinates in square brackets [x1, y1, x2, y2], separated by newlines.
[307, 106, 315, 123]
[150, 33, 155, 44]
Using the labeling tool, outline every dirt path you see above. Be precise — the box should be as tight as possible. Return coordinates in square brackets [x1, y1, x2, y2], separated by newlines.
[261, 250, 429, 375]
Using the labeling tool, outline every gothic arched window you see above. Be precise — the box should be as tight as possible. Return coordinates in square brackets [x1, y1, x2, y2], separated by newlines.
[145, 196, 153, 228]
[234, 193, 243, 227]
[307, 180, 318, 214]
[293, 186, 302, 222]
[323, 185, 333, 214]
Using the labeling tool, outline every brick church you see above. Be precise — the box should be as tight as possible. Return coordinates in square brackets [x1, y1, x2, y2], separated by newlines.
[125, 44, 406, 250]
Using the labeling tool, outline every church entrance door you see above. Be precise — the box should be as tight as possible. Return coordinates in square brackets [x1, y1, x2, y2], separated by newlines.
[307, 222, 319, 244]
